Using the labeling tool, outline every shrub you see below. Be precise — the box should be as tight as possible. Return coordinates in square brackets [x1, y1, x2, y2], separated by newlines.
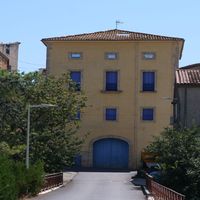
[14, 160, 44, 197]
[14, 162, 28, 198]
[0, 142, 11, 156]
[146, 127, 200, 200]
[0, 156, 44, 199]
[26, 161, 45, 196]
[0, 156, 17, 200]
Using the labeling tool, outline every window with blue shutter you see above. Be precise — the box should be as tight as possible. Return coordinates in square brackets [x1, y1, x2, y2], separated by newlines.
[76, 111, 81, 120]
[142, 108, 154, 121]
[106, 71, 118, 91]
[70, 71, 81, 91]
[106, 108, 117, 121]
[143, 72, 155, 91]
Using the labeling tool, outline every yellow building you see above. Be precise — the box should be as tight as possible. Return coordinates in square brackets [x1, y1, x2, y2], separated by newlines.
[42, 29, 184, 169]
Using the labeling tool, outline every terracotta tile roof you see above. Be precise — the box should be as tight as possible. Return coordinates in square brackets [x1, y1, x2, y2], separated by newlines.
[42, 29, 184, 42]
[176, 69, 200, 85]
[180, 63, 200, 70]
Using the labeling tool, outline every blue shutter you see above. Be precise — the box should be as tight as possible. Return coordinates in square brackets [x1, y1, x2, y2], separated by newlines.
[106, 71, 118, 91]
[76, 111, 81, 120]
[143, 72, 155, 91]
[106, 108, 117, 120]
[74, 154, 82, 168]
[142, 108, 154, 120]
[70, 71, 81, 91]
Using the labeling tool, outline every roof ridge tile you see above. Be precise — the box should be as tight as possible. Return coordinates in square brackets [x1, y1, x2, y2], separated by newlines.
[42, 29, 184, 42]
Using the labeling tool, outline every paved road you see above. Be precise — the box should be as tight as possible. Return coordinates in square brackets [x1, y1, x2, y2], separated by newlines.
[32, 172, 145, 200]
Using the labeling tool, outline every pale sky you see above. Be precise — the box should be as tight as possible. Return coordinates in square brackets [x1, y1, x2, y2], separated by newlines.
[1, 0, 200, 72]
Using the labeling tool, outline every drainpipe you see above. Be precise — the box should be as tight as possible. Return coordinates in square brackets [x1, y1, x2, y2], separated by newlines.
[183, 87, 187, 127]
[172, 83, 178, 127]
[133, 43, 139, 169]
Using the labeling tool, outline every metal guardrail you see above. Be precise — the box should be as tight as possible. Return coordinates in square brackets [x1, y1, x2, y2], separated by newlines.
[146, 174, 185, 200]
[41, 172, 63, 191]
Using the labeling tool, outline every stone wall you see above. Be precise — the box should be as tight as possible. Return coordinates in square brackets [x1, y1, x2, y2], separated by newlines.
[0, 42, 20, 71]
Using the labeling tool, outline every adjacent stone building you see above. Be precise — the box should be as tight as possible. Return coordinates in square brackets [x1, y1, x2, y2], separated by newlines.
[0, 51, 9, 70]
[0, 42, 20, 71]
[175, 64, 200, 128]
[42, 29, 184, 169]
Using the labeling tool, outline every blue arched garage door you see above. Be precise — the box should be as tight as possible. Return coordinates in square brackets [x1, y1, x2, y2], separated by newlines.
[93, 138, 129, 169]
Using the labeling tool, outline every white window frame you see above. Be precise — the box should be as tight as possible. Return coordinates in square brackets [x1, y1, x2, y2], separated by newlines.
[142, 52, 156, 60]
[69, 52, 82, 59]
[105, 52, 118, 60]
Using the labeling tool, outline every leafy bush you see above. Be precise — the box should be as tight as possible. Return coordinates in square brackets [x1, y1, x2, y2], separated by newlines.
[14, 160, 44, 197]
[0, 156, 17, 200]
[14, 162, 27, 197]
[0, 142, 11, 156]
[26, 161, 44, 196]
[0, 156, 44, 199]
[146, 127, 200, 200]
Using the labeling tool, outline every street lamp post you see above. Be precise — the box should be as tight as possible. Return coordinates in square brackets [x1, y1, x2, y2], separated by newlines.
[26, 104, 57, 169]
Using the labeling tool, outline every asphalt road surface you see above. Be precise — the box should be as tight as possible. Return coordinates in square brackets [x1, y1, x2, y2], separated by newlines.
[32, 172, 145, 200]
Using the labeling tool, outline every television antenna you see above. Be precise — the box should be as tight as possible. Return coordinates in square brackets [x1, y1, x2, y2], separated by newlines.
[115, 20, 124, 29]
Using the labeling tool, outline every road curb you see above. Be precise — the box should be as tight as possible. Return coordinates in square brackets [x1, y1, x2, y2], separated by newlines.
[34, 172, 77, 197]
[63, 172, 77, 187]
[141, 185, 154, 200]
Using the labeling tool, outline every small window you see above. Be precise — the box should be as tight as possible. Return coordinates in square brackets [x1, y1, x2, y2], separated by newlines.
[106, 71, 118, 91]
[142, 72, 155, 91]
[76, 111, 81, 120]
[142, 108, 154, 121]
[69, 52, 82, 59]
[105, 52, 118, 60]
[70, 71, 81, 91]
[143, 52, 156, 60]
[105, 108, 117, 121]
[7, 65, 11, 71]
[6, 48, 10, 55]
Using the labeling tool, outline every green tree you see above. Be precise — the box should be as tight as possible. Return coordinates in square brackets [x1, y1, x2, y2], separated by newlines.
[146, 127, 200, 200]
[0, 70, 87, 172]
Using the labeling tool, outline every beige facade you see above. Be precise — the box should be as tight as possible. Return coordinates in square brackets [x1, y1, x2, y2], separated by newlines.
[0, 42, 20, 71]
[42, 29, 184, 169]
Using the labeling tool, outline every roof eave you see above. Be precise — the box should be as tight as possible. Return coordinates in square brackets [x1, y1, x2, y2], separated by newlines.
[41, 39, 48, 46]
[179, 39, 185, 60]
[41, 38, 184, 42]
[177, 83, 200, 86]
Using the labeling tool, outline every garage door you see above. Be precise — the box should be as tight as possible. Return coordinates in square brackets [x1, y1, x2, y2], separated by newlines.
[93, 138, 129, 169]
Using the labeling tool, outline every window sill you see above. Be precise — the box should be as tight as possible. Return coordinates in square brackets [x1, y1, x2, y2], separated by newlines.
[101, 90, 123, 94]
[141, 120, 155, 123]
[140, 90, 157, 93]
